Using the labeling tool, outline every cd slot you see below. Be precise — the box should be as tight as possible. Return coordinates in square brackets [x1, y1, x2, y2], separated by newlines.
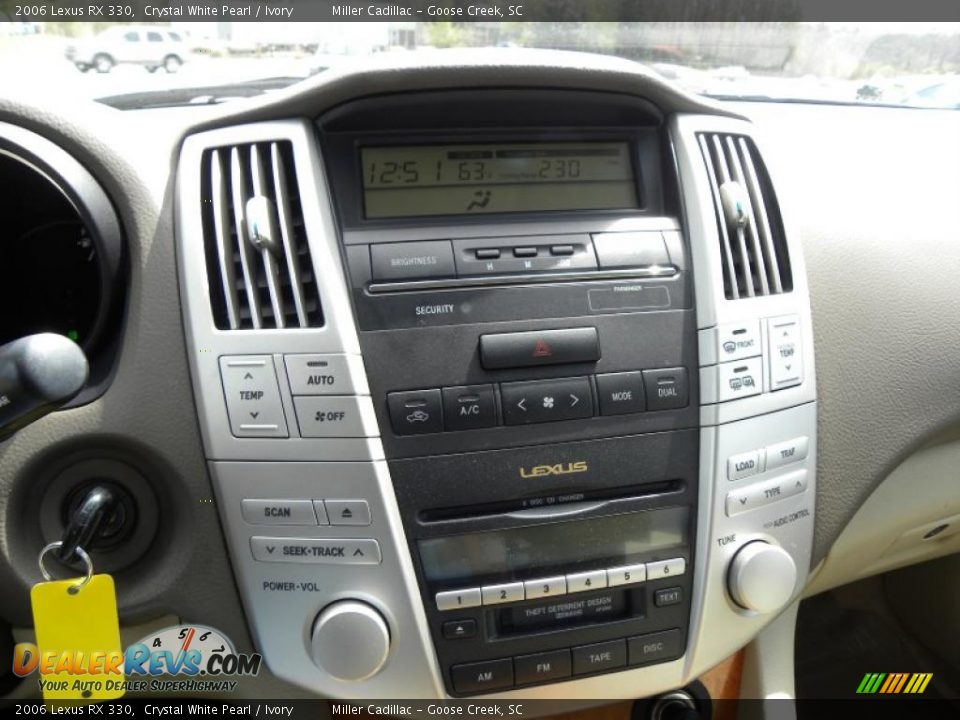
[419, 480, 684, 524]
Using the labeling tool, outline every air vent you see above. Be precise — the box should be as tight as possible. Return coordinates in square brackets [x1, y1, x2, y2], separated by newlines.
[697, 133, 792, 300]
[200, 141, 323, 329]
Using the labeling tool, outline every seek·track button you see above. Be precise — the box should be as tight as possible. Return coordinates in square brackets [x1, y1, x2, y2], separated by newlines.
[250, 537, 381, 565]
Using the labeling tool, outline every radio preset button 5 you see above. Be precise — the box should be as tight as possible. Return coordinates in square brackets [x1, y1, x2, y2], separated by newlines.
[646, 558, 686, 581]
[482, 582, 525, 605]
[523, 576, 567, 599]
[436, 588, 482, 612]
[566, 569, 607, 594]
[606, 563, 647, 587]
[241, 499, 316, 526]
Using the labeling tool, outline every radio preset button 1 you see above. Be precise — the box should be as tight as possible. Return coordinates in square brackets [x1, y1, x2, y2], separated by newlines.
[566, 569, 607, 594]
[451, 658, 514, 694]
[572, 639, 627, 675]
[764, 436, 809, 471]
[220, 356, 288, 438]
[482, 582, 525, 606]
[442, 384, 497, 431]
[326, 499, 371, 526]
[628, 628, 682, 666]
[241, 499, 316, 526]
[370, 240, 456, 281]
[514, 649, 572, 685]
[523, 576, 567, 599]
[728, 450, 763, 481]
[595, 372, 646, 416]
[387, 389, 443, 435]
[250, 537, 381, 565]
[642, 368, 689, 411]
[501, 376, 593, 425]
[607, 563, 647, 587]
[646, 558, 686, 581]
[436, 588, 482, 612]
[294, 396, 379, 438]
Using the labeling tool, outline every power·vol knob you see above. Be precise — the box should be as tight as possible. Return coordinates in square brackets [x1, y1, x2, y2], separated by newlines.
[310, 601, 390, 681]
[727, 541, 797, 613]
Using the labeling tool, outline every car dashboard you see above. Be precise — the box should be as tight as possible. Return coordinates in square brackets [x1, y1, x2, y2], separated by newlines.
[1, 49, 959, 704]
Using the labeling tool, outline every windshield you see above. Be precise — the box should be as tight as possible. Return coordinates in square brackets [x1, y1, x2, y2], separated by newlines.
[2, 21, 959, 108]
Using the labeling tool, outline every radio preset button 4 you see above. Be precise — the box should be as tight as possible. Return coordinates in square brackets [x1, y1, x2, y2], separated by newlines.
[606, 563, 647, 587]
[523, 576, 567, 599]
[646, 558, 686, 581]
[482, 582, 525, 605]
[436, 588, 482, 612]
[566, 569, 607, 594]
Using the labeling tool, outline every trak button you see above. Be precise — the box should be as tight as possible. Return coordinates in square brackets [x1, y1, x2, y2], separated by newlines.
[764, 437, 809, 471]
[326, 500, 371, 526]
[387, 389, 443, 435]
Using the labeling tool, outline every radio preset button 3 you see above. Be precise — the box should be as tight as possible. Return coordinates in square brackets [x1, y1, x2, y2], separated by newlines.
[566, 569, 607, 594]
[523, 576, 567, 599]
[241, 499, 316, 526]
[482, 582, 525, 605]
[646, 558, 686, 581]
[436, 588, 482, 612]
[606, 563, 647, 587]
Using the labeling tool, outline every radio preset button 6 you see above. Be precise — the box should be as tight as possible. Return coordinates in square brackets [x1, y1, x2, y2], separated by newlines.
[523, 576, 567, 599]
[501, 376, 593, 425]
[646, 558, 686, 581]
[241, 499, 316, 526]
[606, 563, 647, 587]
[482, 582, 525, 605]
[566, 569, 608, 594]
[436, 588, 482, 612]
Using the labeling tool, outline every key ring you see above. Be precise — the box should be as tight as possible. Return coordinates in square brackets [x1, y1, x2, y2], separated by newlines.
[38, 541, 93, 594]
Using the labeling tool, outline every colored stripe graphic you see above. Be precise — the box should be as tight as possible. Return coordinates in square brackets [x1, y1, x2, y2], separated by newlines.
[857, 672, 932, 694]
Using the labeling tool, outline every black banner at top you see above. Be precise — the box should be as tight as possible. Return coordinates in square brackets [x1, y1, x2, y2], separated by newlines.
[3, 0, 960, 22]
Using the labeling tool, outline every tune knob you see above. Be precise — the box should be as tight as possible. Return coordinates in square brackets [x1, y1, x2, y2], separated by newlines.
[727, 541, 797, 613]
[310, 601, 390, 681]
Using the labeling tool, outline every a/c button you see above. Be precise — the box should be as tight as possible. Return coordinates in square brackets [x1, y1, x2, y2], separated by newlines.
[442, 385, 497, 431]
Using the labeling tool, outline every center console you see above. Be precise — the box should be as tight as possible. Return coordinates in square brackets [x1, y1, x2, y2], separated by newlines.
[176, 64, 817, 700]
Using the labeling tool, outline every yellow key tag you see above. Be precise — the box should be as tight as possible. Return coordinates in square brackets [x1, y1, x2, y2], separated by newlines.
[31, 574, 125, 701]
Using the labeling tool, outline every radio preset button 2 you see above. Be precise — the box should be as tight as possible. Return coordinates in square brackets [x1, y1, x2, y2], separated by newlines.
[646, 558, 686, 581]
[523, 576, 567, 599]
[241, 499, 316, 526]
[326, 499, 371, 526]
[566, 569, 607, 594]
[606, 563, 647, 587]
[436, 588, 482, 612]
[481, 582, 525, 606]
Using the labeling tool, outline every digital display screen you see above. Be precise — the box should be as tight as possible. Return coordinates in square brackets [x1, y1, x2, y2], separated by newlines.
[361, 142, 638, 219]
[418, 507, 688, 583]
